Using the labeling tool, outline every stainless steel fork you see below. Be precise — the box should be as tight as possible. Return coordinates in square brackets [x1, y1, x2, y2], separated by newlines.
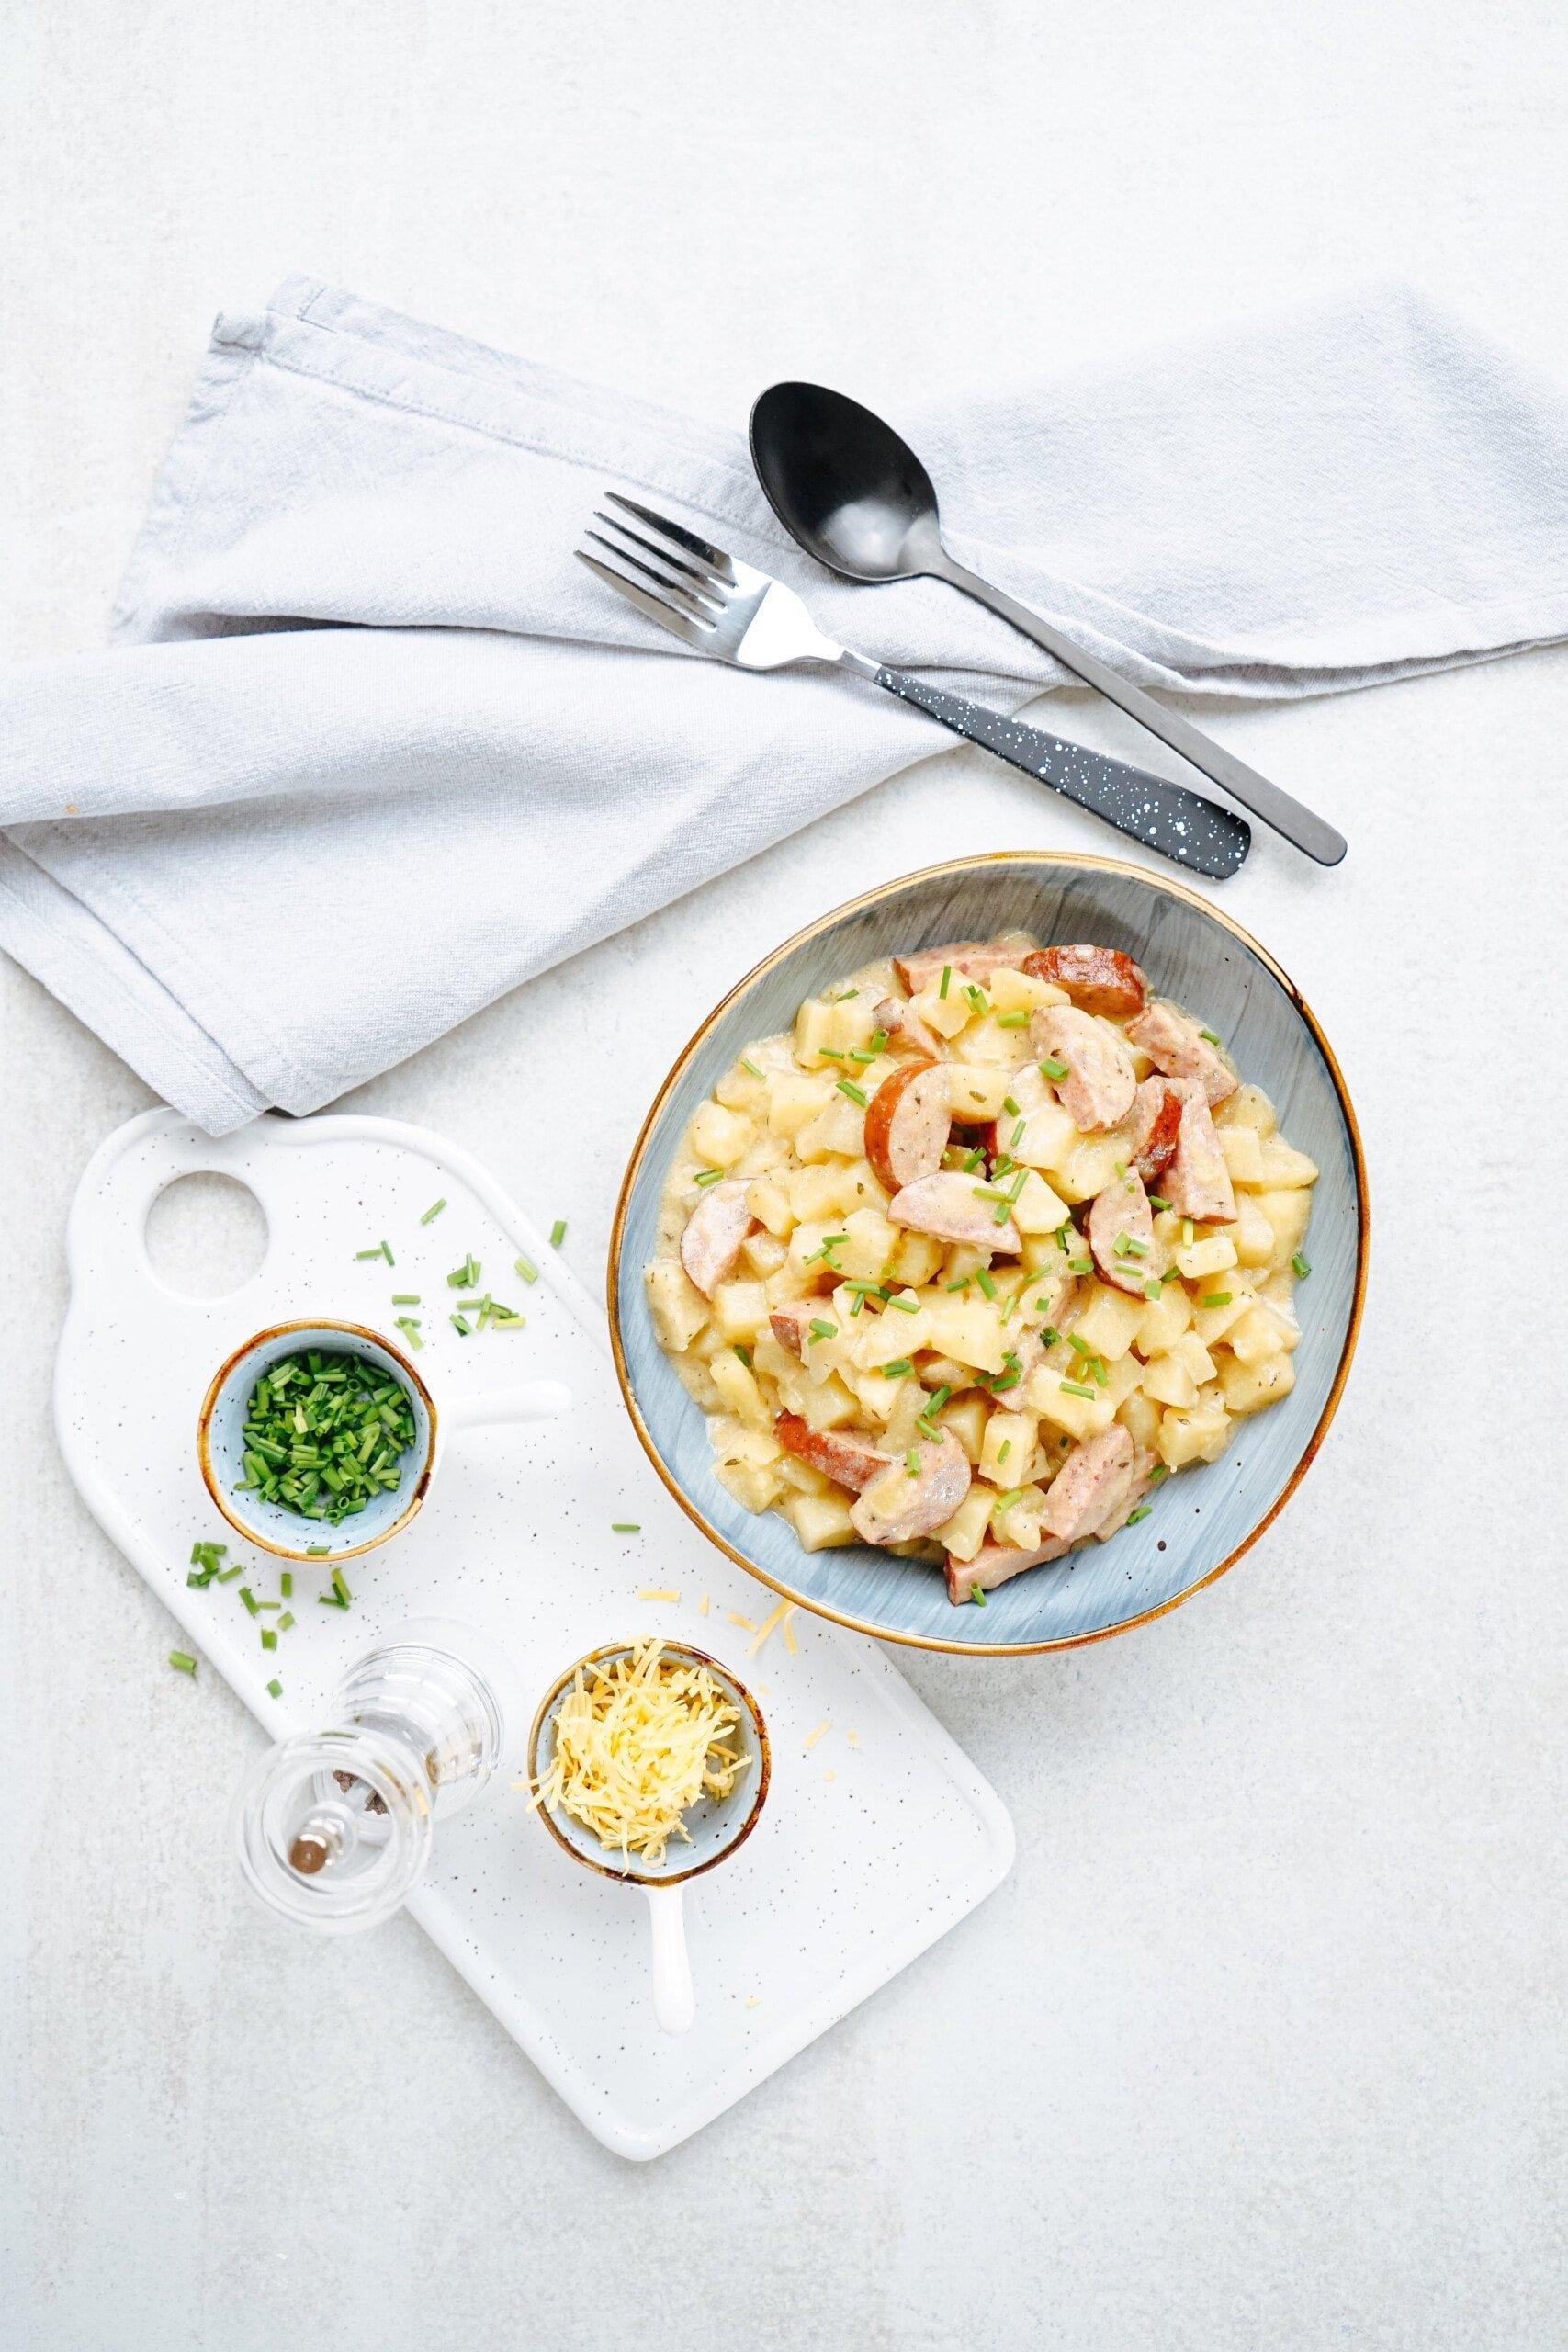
[577, 493, 1250, 880]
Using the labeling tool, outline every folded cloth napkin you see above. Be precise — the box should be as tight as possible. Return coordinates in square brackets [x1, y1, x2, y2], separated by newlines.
[3, 275, 1566, 1131]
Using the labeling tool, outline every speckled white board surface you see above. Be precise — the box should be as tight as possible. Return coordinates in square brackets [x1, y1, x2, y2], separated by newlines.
[52, 1108, 1012, 2158]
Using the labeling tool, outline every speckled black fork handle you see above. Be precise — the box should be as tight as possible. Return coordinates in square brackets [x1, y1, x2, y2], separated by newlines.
[872, 665, 1250, 880]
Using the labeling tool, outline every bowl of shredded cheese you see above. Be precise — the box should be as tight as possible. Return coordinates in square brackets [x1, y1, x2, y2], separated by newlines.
[526, 1640, 771, 2034]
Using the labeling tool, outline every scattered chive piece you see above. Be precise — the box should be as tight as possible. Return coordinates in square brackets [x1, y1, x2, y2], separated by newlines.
[1010, 1120, 1026, 1148]
[964, 983, 987, 1013]
[1113, 1233, 1132, 1257]
[732, 1344, 752, 1366]
[451, 1313, 472, 1336]
[1066, 1257, 1092, 1275]
[939, 965, 953, 999]
[380, 1239, 394, 1266]
[1148, 1464, 1170, 1483]
[611, 1521, 641, 1533]
[693, 1167, 727, 1188]
[1181, 1219, 1194, 1246]
[870, 1028, 889, 1053]
[997, 1439, 1012, 1464]
[976, 1268, 998, 1301]
[420, 1198, 446, 1225]
[818, 1045, 845, 1060]
[970, 1584, 987, 1606]
[254, 1600, 281, 1612]
[514, 1255, 539, 1283]
[1002, 1096, 1021, 1118]
[905, 1449, 921, 1476]
[945, 1276, 971, 1293]
[1113, 1159, 1127, 1179]
[1292, 1250, 1313, 1278]
[1067, 1333, 1095, 1358]
[239, 1586, 260, 1617]
[447, 1255, 480, 1288]
[996, 1011, 1028, 1028]
[395, 1317, 423, 1350]
[886, 1292, 919, 1314]
[550, 1220, 567, 1248]
[1089, 1359, 1109, 1388]
[1038, 1325, 1060, 1347]
[260, 1628, 277, 1652]
[928, 1385, 953, 1414]
[332, 1567, 352, 1606]
[391, 1294, 420, 1306]
[266, 1678, 283, 1699]
[808, 1318, 838, 1342]
[277, 1611, 296, 1633]
[832, 988, 860, 1002]
[962, 1145, 987, 1172]
[993, 1487, 1027, 1510]
[1124, 1235, 1150, 1257]
[741, 1057, 764, 1079]
[882, 1356, 914, 1378]
[305, 1545, 330, 1557]
[1148, 1193, 1171, 1212]
[216, 1563, 243, 1581]
[1128, 1506, 1153, 1525]
[847, 1046, 878, 1065]
[317, 1590, 348, 1610]
[1060, 1378, 1096, 1399]
[1201, 1292, 1233, 1308]
[1144, 1279, 1163, 1302]
[1199, 1027, 1222, 1046]
[836, 1079, 869, 1108]
[1039, 1056, 1068, 1081]
[355, 1246, 382, 1261]
[168, 1650, 197, 1677]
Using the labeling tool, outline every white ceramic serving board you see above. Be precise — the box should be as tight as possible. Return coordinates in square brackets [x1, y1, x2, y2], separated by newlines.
[55, 1110, 1013, 2160]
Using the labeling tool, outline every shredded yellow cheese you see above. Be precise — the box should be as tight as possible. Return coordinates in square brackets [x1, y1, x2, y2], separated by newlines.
[749, 1600, 795, 1657]
[636, 1587, 679, 1603]
[698, 1594, 710, 1616]
[804, 1718, 832, 1751]
[532, 1641, 749, 1863]
[727, 1611, 756, 1631]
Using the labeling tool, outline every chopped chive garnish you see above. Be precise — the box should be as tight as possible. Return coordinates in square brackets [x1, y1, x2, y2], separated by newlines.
[1067, 1333, 1094, 1358]
[847, 1047, 878, 1065]
[928, 1385, 953, 1413]
[355, 1246, 382, 1261]
[882, 1356, 914, 1377]
[1039, 1057, 1068, 1081]
[962, 1145, 987, 1171]
[1112, 1233, 1132, 1256]
[1199, 1027, 1221, 1046]
[836, 1079, 869, 1108]
[420, 1198, 446, 1224]
[886, 1293, 919, 1314]
[808, 1318, 838, 1341]
[976, 1268, 998, 1300]
[1010, 1120, 1026, 1148]
[266, 1677, 283, 1699]
[232, 1348, 418, 1522]
[1181, 1219, 1194, 1245]
[1124, 1235, 1150, 1257]
[1148, 1464, 1170, 1483]
[1201, 1292, 1233, 1308]
[239, 1586, 260, 1617]
[550, 1220, 567, 1248]
[995, 1011, 1028, 1028]
[280, 1573, 292, 1596]
[611, 1521, 641, 1533]
[970, 1584, 987, 1606]
[447, 1255, 480, 1288]
[514, 1255, 539, 1284]
[451, 1313, 472, 1335]
[1001, 1096, 1021, 1118]
[939, 965, 953, 999]
[395, 1317, 423, 1350]
[1089, 1359, 1108, 1387]
[254, 1600, 281, 1612]
[997, 1439, 1012, 1464]
[277, 1611, 296, 1632]
[905, 1449, 921, 1476]
[1066, 1256, 1092, 1275]
[380, 1239, 394, 1266]
[989, 1371, 1022, 1393]
[1060, 1378, 1096, 1399]
[391, 1294, 420, 1306]
[332, 1568, 352, 1606]
[317, 1590, 348, 1610]
[1113, 1159, 1127, 1179]
[818, 1045, 846, 1059]
[870, 1028, 888, 1053]
[168, 1650, 197, 1677]
[1292, 1251, 1313, 1278]
[741, 1057, 763, 1079]
[1148, 1193, 1171, 1212]
[305, 1545, 330, 1556]
[693, 1167, 727, 1187]
[260, 1628, 277, 1651]
[732, 1344, 752, 1367]
[964, 984, 987, 1012]
[1127, 1505, 1153, 1525]
[1144, 1279, 1163, 1302]
[832, 988, 860, 1001]
[945, 1276, 971, 1292]
[993, 1487, 1026, 1510]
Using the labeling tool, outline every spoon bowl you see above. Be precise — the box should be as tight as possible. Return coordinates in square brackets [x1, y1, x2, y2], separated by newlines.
[750, 380, 943, 582]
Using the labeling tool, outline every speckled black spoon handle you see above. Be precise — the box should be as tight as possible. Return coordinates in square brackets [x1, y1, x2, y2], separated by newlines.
[872, 664, 1250, 881]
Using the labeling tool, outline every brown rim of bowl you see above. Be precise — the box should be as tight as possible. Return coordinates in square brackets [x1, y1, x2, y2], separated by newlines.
[525, 1641, 773, 1888]
[606, 847, 1371, 1658]
[197, 1317, 439, 1563]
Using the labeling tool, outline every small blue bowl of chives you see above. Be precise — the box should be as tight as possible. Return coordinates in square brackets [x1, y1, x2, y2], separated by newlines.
[198, 1320, 436, 1564]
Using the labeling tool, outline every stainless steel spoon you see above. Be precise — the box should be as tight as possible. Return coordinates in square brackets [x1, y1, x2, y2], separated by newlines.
[750, 382, 1347, 867]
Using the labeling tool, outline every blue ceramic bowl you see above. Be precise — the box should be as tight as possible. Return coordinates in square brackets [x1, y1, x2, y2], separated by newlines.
[609, 854, 1368, 1655]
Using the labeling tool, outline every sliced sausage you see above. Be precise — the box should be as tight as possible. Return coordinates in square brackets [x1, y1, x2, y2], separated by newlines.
[947, 1533, 1072, 1603]
[873, 995, 944, 1058]
[863, 1062, 952, 1194]
[679, 1180, 756, 1297]
[1162, 1080, 1237, 1224]
[1021, 944, 1148, 1020]
[1029, 1005, 1137, 1133]
[1090, 1446, 1158, 1542]
[892, 939, 1028, 997]
[851, 1432, 972, 1546]
[1128, 1075, 1182, 1183]
[768, 1302, 818, 1360]
[1039, 1425, 1136, 1545]
[1087, 1168, 1158, 1296]
[774, 1413, 891, 1493]
[1126, 1001, 1237, 1105]
[887, 1170, 1021, 1253]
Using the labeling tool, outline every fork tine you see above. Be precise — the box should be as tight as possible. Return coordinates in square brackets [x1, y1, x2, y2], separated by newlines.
[604, 492, 737, 583]
[582, 524, 724, 616]
[574, 548, 712, 646]
[587, 517, 726, 613]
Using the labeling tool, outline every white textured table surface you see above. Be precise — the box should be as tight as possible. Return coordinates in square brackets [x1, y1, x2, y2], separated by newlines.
[4, 6, 1565, 2347]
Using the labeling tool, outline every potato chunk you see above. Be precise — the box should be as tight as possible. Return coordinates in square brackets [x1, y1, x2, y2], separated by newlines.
[689, 1100, 755, 1169]
[1219, 1351, 1296, 1415]
[646, 1259, 709, 1351]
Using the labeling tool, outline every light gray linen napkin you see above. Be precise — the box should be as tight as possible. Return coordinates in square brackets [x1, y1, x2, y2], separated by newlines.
[3, 275, 1565, 1131]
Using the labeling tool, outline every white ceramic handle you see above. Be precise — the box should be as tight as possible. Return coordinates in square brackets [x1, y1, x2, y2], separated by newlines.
[645, 1885, 694, 2035]
[445, 1380, 572, 1431]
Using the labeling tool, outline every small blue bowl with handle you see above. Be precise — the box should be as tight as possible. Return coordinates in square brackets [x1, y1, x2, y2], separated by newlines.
[608, 851, 1368, 1656]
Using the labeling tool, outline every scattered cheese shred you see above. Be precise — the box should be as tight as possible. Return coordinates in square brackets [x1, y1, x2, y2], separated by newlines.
[782, 1613, 798, 1656]
[728, 1611, 757, 1631]
[636, 1587, 679, 1603]
[749, 1600, 796, 1657]
[803, 1719, 831, 1751]
[698, 1594, 711, 1616]
[845, 1729, 860, 1747]
[531, 1641, 750, 1863]
[824, 1770, 837, 1782]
